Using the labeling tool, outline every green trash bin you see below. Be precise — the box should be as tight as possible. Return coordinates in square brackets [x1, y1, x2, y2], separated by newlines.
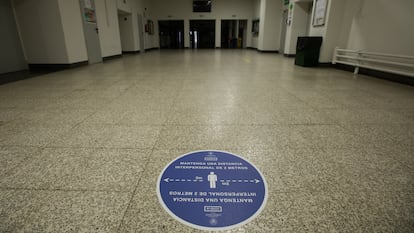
[295, 36, 323, 67]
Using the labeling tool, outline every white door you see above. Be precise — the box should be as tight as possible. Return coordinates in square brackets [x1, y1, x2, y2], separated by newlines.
[137, 14, 145, 53]
[80, 0, 102, 64]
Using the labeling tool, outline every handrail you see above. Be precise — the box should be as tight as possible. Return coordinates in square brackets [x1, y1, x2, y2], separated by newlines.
[336, 55, 414, 68]
[332, 47, 414, 77]
[336, 49, 414, 60]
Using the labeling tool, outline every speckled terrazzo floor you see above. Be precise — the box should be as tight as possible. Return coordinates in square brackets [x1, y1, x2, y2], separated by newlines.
[0, 50, 413, 232]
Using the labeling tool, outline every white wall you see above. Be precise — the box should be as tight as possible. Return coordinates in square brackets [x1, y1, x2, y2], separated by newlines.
[309, 0, 414, 63]
[58, 0, 88, 63]
[319, 0, 346, 62]
[148, 0, 255, 48]
[116, 0, 149, 51]
[130, 0, 141, 50]
[284, 0, 312, 55]
[140, 0, 158, 49]
[258, 0, 283, 51]
[344, 0, 414, 56]
[308, 0, 347, 62]
[96, 0, 122, 57]
[117, 0, 132, 13]
[119, 14, 136, 51]
[13, 0, 69, 64]
[1, 0, 27, 73]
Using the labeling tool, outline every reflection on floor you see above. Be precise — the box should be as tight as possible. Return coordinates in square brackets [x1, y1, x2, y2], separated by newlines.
[0, 50, 413, 232]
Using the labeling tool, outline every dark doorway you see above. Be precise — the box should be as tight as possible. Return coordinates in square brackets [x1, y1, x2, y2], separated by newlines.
[221, 20, 247, 49]
[159, 20, 184, 49]
[190, 20, 215, 49]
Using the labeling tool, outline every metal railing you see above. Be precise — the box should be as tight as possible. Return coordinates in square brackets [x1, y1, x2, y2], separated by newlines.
[332, 47, 414, 77]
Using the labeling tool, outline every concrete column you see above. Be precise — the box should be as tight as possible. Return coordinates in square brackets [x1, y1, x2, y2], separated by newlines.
[184, 19, 190, 48]
[215, 19, 221, 48]
[235, 20, 239, 38]
[258, 0, 283, 52]
[284, 1, 313, 56]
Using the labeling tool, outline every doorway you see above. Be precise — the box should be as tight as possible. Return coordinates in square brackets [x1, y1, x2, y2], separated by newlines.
[79, 0, 102, 64]
[189, 20, 215, 49]
[221, 20, 247, 48]
[158, 20, 185, 49]
[118, 13, 135, 52]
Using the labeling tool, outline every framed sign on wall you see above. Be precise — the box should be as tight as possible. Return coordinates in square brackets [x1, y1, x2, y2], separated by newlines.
[252, 19, 259, 37]
[313, 0, 328, 27]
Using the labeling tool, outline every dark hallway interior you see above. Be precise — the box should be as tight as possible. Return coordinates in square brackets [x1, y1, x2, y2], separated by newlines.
[158, 20, 185, 49]
[190, 20, 215, 49]
[221, 20, 247, 49]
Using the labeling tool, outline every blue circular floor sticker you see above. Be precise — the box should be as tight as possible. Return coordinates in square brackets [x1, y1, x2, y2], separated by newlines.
[157, 150, 268, 231]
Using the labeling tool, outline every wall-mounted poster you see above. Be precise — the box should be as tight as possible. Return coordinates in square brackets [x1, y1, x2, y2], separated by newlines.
[313, 0, 328, 27]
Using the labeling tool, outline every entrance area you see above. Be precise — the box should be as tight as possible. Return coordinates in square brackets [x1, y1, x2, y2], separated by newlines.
[158, 20, 185, 49]
[221, 20, 247, 49]
[189, 20, 215, 49]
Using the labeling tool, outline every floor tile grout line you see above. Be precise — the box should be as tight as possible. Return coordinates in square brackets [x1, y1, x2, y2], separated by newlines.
[113, 137, 164, 232]
[1, 50, 413, 231]
[40, 81, 140, 150]
[0, 84, 141, 180]
[0, 187, 130, 193]
[0, 146, 45, 178]
[330, 121, 414, 173]
[114, 77, 186, 233]
[0, 144, 375, 150]
[283, 86, 347, 126]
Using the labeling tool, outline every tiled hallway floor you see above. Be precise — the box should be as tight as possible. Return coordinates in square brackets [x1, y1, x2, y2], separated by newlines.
[0, 50, 413, 232]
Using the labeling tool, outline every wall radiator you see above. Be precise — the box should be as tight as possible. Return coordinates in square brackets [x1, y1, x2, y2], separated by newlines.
[332, 47, 414, 78]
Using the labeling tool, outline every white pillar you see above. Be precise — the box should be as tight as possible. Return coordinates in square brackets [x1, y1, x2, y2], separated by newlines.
[215, 19, 221, 48]
[258, 0, 283, 51]
[184, 19, 190, 48]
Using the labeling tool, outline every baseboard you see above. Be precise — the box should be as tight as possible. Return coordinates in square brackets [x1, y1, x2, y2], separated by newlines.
[0, 69, 30, 85]
[284, 54, 295, 57]
[246, 47, 280, 53]
[3, 61, 88, 85]
[103, 54, 122, 61]
[145, 47, 160, 52]
[0, 69, 62, 85]
[318, 62, 332, 68]
[257, 49, 279, 53]
[334, 63, 414, 86]
[122, 50, 140, 54]
[28, 61, 88, 71]
[217, 47, 247, 49]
